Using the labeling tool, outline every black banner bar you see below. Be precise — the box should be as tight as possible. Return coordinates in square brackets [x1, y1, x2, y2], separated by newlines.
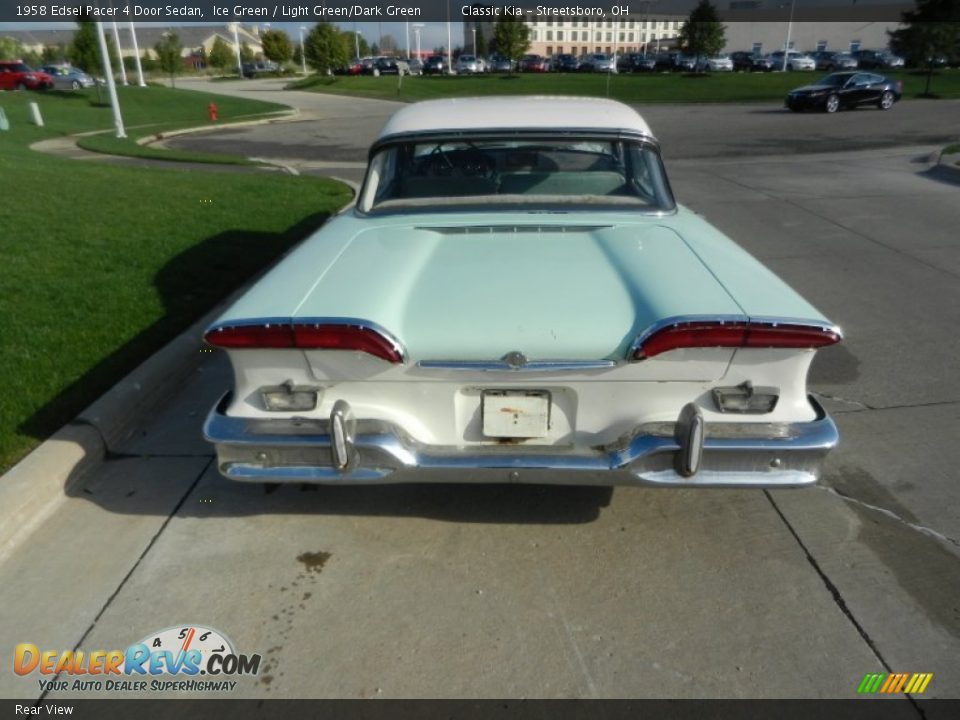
[0, 0, 916, 24]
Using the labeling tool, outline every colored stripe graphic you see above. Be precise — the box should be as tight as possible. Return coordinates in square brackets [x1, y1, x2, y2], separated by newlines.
[857, 672, 933, 695]
[857, 673, 885, 694]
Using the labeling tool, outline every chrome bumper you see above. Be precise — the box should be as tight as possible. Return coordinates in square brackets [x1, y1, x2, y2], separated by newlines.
[203, 394, 838, 488]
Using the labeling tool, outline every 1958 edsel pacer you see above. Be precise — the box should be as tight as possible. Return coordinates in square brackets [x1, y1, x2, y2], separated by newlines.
[203, 96, 841, 487]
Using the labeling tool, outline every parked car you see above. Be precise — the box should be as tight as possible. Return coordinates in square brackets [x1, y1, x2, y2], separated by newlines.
[368, 57, 410, 76]
[769, 51, 816, 71]
[422, 55, 446, 75]
[852, 49, 904, 69]
[672, 54, 697, 72]
[730, 51, 758, 71]
[0, 61, 54, 90]
[487, 55, 514, 73]
[750, 54, 776, 72]
[552, 53, 581, 72]
[786, 71, 902, 113]
[579, 53, 617, 72]
[241, 61, 279, 78]
[203, 96, 843, 489]
[408, 59, 423, 76]
[617, 53, 656, 73]
[456, 54, 482, 74]
[520, 54, 548, 72]
[695, 54, 734, 72]
[39, 64, 96, 90]
[810, 51, 858, 71]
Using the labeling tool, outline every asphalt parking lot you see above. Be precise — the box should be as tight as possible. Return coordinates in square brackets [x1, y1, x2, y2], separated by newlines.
[2, 79, 958, 704]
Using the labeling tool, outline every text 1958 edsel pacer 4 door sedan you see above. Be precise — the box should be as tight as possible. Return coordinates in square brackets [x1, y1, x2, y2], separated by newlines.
[203, 97, 841, 487]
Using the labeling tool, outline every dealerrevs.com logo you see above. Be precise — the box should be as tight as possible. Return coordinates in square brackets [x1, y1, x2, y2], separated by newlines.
[14, 625, 261, 693]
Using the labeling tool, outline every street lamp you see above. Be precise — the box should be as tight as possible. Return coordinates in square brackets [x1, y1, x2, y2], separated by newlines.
[446, 1, 453, 73]
[110, 19, 128, 86]
[412, 24, 423, 60]
[128, 21, 145, 86]
[355, 31, 361, 59]
[782, 0, 796, 71]
[232, 23, 243, 77]
[299, 26, 307, 74]
[95, 21, 125, 138]
[471, 26, 476, 55]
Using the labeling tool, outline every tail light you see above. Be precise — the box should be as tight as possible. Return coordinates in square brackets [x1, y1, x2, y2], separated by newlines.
[631, 319, 840, 360]
[204, 320, 404, 363]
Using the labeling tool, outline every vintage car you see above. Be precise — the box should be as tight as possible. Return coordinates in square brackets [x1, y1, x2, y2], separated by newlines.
[203, 97, 842, 487]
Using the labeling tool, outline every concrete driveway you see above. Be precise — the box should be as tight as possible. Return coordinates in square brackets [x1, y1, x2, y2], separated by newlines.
[2, 78, 958, 704]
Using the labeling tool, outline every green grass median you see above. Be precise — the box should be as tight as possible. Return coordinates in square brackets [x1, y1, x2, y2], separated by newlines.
[0, 87, 352, 473]
[290, 68, 960, 104]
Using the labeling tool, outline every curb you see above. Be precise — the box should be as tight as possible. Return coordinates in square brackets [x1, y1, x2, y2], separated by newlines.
[0, 293, 235, 564]
[137, 108, 301, 146]
[936, 149, 960, 179]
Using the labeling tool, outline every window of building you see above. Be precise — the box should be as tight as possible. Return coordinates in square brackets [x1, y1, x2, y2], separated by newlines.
[547, 31, 553, 40]
[816, 40, 827, 51]
[606, 32, 612, 41]
[558, 46, 564, 53]
[546, 46, 553, 55]
[558, 31, 564, 40]
[628, 32, 634, 42]
[619, 32, 625, 42]
[752, 42, 762, 53]
[595, 32, 602, 41]
[849, 40, 861, 51]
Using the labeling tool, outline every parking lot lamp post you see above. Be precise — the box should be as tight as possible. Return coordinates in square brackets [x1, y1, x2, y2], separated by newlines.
[406, 21, 411, 59]
[447, 2, 453, 73]
[299, 26, 307, 74]
[95, 21, 125, 138]
[232, 23, 242, 77]
[471, 26, 476, 55]
[110, 19, 128, 86]
[782, 0, 796, 71]
[413, 24, 423, 60]
[128, 21, 145, 86]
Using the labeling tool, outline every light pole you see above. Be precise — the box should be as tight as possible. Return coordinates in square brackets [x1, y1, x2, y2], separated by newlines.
[412, 24, 423, 61]
[128, 21, 145, 86]
[232, 23, 243, 77]
[406, 21, 410, 60]
[95, 22, 125, 138]
[446, 1, 453, 73]
[110, 19, 128, 86]
[299, 26, 307, 74]
[782, 0, 796, 71]
[471, 26, 476, 55]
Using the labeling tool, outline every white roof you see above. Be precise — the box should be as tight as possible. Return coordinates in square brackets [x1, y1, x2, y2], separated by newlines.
[376, 96, 654, 141]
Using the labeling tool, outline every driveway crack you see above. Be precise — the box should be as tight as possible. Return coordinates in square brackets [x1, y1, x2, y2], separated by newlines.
[763, 490, 926, 718]
[34, 457, 212, 705]
[818, 485, 960, 550]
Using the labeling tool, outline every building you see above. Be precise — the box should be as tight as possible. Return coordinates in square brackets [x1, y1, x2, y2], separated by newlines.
[464, 14, 687, 58]
[718, 4, 910, 54]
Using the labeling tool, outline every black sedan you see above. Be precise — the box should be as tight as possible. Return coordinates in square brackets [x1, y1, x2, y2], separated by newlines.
[785, 72, 902, 113]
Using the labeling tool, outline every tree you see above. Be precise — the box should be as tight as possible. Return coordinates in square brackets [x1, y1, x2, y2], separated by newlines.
[240, 42, 255, 63]
[154, 32, 183, 88]
[292, 44, 303, 66]
[209, 36, 233, 75]
[0, 36, 24, 60]
[889, 0, 960, 97]
[475, 26, 487, 57]
[261, 29, 292, 65]
[379, 34, 398, 53]
[304, 23, 348, 75]
[492, 17, 530, 71]
[679, 0, 725, 70]
[370, 42, 380, 56]
[42, 43, 67, 63]
[69, 21, 100, 75]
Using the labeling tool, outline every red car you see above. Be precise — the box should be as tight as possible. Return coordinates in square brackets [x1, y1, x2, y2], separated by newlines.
[520, 55, 547, 72]
[0, 61, 54, 91]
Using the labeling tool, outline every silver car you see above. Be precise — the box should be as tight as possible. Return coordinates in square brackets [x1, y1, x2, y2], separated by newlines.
[40, 65, 96, 90]
[579, 53, 617, 72]
[456, 54, 484, 74]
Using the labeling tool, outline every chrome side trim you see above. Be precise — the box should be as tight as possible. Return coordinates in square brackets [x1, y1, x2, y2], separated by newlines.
[416, 225, 614, 235]
[627, 314, 844, 360]
[204, 316, 408, 364]
[418, 359, 617, 372]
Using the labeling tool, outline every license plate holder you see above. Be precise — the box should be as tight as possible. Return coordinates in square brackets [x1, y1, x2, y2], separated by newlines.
[481, 390, 550, 439]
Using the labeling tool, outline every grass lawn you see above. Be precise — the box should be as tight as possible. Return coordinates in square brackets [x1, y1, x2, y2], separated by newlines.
[0, 86, 352, 473]
[290, 68, 960, 104]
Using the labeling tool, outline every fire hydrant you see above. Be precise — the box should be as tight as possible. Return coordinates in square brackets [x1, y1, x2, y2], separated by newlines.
[207, 102, 218, 122]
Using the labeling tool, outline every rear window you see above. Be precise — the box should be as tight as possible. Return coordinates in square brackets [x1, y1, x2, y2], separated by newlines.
[359, 136, 675, 213]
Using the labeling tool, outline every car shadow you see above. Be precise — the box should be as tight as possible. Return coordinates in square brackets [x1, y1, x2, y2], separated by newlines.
[17, 210, 334, 457]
